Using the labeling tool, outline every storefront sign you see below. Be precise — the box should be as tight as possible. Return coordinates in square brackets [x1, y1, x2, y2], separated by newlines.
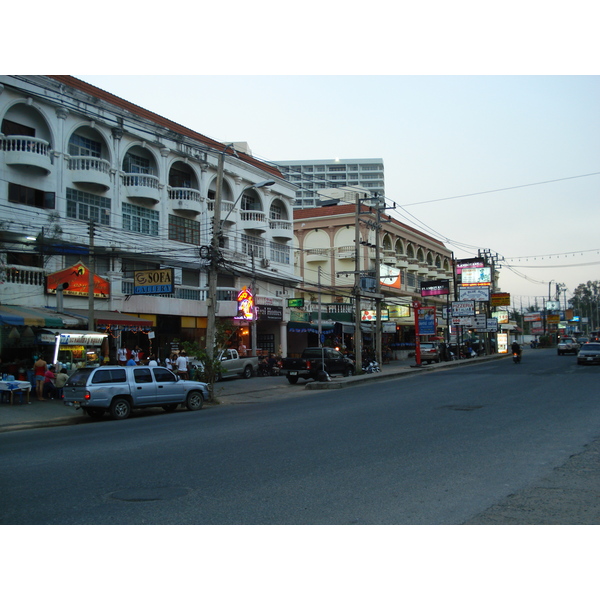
[491, 292, 511, 306]
[287, 298, 305, 308]
[235, 288, 255, 321]
[133, 268, 174, 294]
[460, 267, 491, 285]
[420, 279, 450, 297]
[46, 261, 110, 298]
[257, 305, 283, 321]
[418, 307, 436, 335]
[458, 285, 490, 302]
[452, 301, 475, 316]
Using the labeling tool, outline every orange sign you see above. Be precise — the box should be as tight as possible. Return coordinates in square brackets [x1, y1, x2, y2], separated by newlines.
[46, 261, 110, 298]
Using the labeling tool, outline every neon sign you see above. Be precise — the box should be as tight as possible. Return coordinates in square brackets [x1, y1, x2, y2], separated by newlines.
[236, 288, 255, 321]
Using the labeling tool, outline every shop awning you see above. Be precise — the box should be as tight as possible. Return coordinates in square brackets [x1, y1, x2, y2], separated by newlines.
[0, 305, 87, 328]
[67, 309, 153, 327]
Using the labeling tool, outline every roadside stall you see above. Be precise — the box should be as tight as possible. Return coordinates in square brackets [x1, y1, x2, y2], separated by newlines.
[37, 329, 108, 371]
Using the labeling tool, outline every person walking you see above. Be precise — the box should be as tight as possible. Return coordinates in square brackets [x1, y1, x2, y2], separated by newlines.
[33, 355, 47, 401]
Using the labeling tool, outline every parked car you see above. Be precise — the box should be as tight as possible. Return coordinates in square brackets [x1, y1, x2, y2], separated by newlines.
[419, 342, 441, 364]
[191, 349, 259, 380]
[557, 337, 579, 355]
[280, 348, 355, 384]
[577, 342, 600, 365]
[63, 365, 208, 419]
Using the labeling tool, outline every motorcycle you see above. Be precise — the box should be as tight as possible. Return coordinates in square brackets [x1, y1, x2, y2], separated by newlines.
[363, 360, 381, 373]
[513, 352, 521, 363]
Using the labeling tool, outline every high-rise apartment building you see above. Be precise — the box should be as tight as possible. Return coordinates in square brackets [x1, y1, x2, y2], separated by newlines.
[276, 158, 385, 208]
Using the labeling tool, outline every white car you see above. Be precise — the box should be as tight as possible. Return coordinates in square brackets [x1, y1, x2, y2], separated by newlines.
[557, 337, 579, 355]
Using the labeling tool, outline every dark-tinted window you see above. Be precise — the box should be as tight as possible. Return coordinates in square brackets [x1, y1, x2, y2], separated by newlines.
[133, 368, 152, 383]
[91, 369, 127, 384]
[8, 183, 55, 209]
[153, 368, 177, 383]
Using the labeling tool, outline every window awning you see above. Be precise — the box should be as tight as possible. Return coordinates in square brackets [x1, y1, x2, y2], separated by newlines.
[0, 305, 87, 328]
[67, 309, 153, 327]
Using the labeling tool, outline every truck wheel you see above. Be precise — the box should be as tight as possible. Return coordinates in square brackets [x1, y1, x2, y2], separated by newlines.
[186, 391, 204, 411]
[287, 376, 299, 385]
[110, 398, 131, 420]
[242, 365, 253, 379]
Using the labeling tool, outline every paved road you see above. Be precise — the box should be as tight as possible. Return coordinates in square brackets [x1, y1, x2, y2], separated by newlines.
[1, 349, 598, 524]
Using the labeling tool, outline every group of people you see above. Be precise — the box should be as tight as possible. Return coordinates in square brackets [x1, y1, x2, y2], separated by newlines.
[117, 347, 189, 377]
[33, 356, 68, 402]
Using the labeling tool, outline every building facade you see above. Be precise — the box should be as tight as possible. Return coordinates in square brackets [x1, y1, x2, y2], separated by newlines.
[276, 158, 385, 209]
[289, 190, 454, 357]
[0, 75, 299, 366]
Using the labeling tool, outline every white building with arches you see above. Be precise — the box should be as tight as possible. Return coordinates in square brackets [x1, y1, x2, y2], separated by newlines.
[0, 75, 298, 363]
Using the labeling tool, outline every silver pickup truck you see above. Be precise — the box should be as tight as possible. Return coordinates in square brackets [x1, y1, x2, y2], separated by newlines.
[63, 365, 208, 420]
[192, 349, 259, 380]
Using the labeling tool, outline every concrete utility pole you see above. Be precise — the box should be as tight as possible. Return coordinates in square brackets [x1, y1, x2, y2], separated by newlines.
[88, 219, 95, 331]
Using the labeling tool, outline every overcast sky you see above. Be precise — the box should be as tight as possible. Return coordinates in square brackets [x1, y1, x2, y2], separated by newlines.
[76, 74, 600, 307]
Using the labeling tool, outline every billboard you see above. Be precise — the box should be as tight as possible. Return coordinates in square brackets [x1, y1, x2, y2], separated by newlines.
[460, 267, 491, 285]
[458, 285, 490, 302]
[418, 307, 436, 335]
[452, 301, 475, 316]
[455, 258, 485, 274]
[420, 279, 450, 297]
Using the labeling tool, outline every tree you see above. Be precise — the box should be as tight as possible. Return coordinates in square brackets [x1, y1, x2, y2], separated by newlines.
[569, 280, 600, 330]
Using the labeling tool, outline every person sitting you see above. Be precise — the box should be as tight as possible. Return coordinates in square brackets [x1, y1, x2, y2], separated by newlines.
[511, 340, 521, 356]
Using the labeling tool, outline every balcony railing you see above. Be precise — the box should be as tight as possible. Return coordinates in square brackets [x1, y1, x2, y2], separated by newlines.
[168, 187, 204, 214]
[68, 155, 112, 189]
[122, 173, 161, 202]
[1, 135, 52, 173]
[2, 265, 46, 286]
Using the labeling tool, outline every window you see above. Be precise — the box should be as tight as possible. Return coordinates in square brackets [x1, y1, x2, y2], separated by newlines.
[169, 214, 200, 245]
[241, 193, 260, 211]
[169, 168, 192, 188]
[270, 204, 283, 221]
[123, 153, 153, 175]
[2, 119, 35, 137]
[91, 369, 127, 384]
[241, 234, 265, 259]
[133, 368, 152, 383]
[9, 183, 55, 209]
[66, 188, 110, 224]
[270, 241, 290, 264]
[122, 203, 159, 236]
[69, 133, 101, 158]
[153, 368, 176, 383]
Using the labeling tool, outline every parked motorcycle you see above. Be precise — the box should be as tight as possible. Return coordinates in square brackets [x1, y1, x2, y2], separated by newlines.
[363, 360, 381, 373]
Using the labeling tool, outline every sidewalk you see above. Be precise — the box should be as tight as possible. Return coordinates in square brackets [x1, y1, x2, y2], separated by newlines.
[0, 354, 505, 434]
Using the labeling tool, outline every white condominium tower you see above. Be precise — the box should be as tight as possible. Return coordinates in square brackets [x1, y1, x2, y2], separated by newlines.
[276, 158, 385, 208]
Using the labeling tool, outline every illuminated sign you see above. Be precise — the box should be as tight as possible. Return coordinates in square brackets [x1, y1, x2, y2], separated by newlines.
[420, 279, 450, 297]
[133, 268, 174, 295]
[491, 293, 511, 306]
[388, 305, 411, 318]
[46, 261, 110, 298]
[235, 288, 255, 321]
[287, 298, 305, 308]
[361, 310, 389, 322]
[461, 267, 491, 285]
[455, 258, 485, 274]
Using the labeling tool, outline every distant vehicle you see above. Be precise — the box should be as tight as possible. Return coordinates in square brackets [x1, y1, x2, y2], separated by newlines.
[191, 349, 259, 380]
[576, 337, 590, 346]
[281, 348, 355, 384]
[577, 342, 600, 365]
[63, 365, 208, 419]
[419, 342, 441, 364]
[557, 337, 579, 355]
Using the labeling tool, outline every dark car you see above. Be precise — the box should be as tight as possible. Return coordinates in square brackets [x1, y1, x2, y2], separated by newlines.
[577, 342, 600, 365]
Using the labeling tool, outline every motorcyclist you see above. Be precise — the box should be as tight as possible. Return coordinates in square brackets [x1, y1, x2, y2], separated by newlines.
[511, 340, 521, 356]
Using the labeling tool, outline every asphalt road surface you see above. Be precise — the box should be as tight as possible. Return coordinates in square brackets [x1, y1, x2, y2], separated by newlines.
[1, 349, 599, 524]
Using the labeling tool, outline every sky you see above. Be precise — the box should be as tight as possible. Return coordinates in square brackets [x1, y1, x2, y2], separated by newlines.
[7, 2, 598, 312]
[74, 74, 600, 309]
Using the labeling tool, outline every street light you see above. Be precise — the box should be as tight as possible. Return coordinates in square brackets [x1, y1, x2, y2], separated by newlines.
[205, 155, 275, 383]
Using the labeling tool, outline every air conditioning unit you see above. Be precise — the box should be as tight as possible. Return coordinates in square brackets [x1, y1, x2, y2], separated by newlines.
[261, 258, 270, 268]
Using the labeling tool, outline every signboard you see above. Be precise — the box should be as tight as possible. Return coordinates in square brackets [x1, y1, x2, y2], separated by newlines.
[492, 311, 509, 324]
[235, 288, 255, 321]
[257, 305, 283, 321]
[46, 261, 110, 298]
[388, 305, 411, 318]
[498, 333, 508, 354]
[361, 309, 389, 322]
[457, 285, 490, 302]
[547, 314, 560, 324]
[491, 292, 511, 306]
[455, 258, 485, 274]
[460, 267, 491, 285]
[418, 307, 436, 335]
[420, 279, 450, 297]
[473, 314, 488, 330]
[287, 298, 305, 308]
[452, 316, 474, 326]
[524, 312, 542, 322]
[546, 300, 560, 311]
[452, 301, 475, 316]
[133, 268, 174, 295]
[380, 265, 402, 289]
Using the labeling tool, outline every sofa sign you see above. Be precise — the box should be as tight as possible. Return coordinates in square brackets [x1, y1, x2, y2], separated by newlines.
[133, 268, 174, 295]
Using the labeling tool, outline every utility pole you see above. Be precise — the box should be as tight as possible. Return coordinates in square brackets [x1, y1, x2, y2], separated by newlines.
[354, 198, 363, 374]
[88, 219, 95, 332]
[251, 251, 257, 357]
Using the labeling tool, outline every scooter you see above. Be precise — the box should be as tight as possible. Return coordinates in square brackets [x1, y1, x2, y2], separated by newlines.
[363, 360, 381, 373]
